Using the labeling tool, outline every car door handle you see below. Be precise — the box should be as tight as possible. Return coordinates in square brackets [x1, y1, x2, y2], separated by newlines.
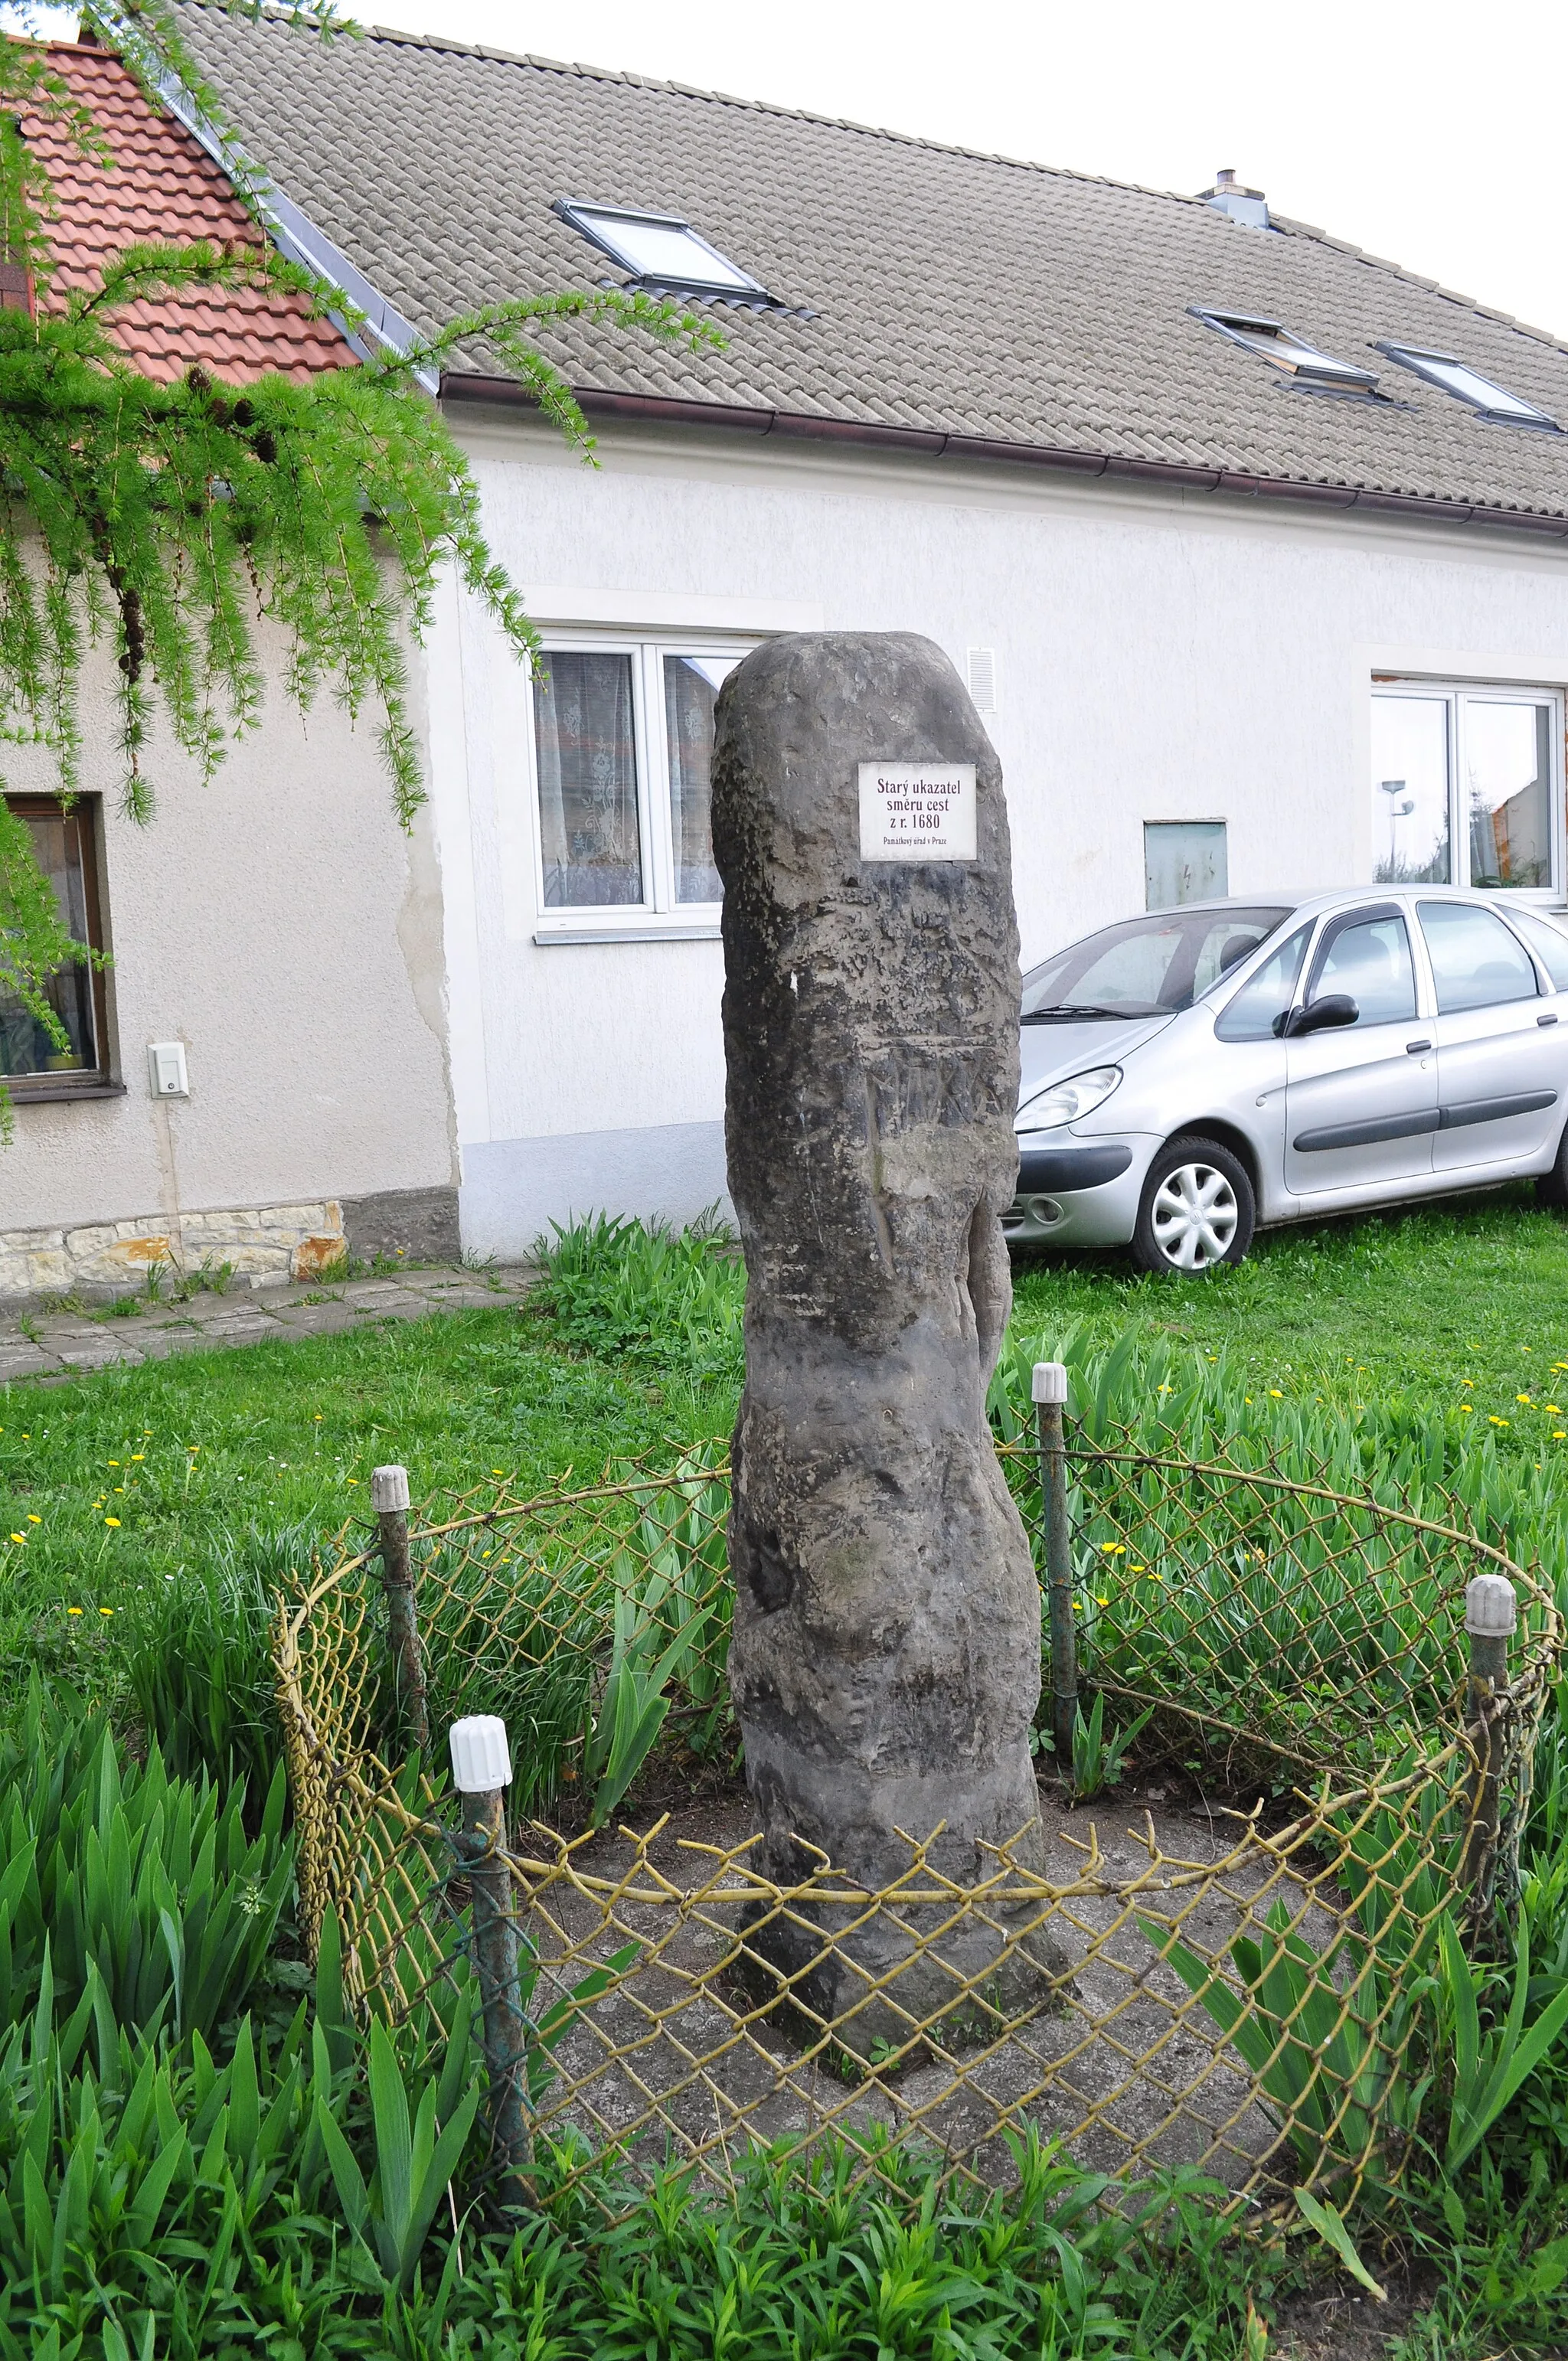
[1406, 1039, 1432, 1053]
[1540, 1013, 1560, 1027]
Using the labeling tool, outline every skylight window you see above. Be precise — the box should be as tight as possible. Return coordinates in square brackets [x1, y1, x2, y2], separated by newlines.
[1191, 308, 1378, 390]
[555, 200, 769, 299]
[1374, 343, 1559, 429]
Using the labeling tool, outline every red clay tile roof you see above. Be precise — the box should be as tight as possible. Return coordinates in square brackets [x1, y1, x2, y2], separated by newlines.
[28, 41, 350, 383]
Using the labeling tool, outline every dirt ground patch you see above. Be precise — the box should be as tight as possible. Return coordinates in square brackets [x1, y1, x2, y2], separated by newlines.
[519, 1771, 1337, 2196]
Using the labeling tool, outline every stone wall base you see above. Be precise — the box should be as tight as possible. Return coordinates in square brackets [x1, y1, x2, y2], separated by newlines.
[0, 1200, 348, 1304]
[0, 1186, 464, 1306]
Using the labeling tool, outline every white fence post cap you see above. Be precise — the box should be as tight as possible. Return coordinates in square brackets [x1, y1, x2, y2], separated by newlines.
[449, 1715, 513, 1794]
[371, 1465, 410, 1512]
[1465, 1572, 1517, 1638]
[1032, 1362, 1068, 1406]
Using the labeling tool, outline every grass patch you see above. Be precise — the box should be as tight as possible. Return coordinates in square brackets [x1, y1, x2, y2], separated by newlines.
[1012, 1182, 1568, 1427]
[0, 1306, 731, 1695]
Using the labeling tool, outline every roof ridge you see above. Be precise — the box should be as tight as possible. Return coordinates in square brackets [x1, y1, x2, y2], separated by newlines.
[1268, 211, 1568, 361]
[176, 2, 1568, 363]
[178, 0, 1212, 211]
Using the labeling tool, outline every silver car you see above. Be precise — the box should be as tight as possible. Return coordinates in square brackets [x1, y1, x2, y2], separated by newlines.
[1005, 887, 1568, 1274]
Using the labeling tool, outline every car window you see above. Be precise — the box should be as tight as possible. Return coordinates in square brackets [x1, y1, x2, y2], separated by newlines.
[1505, 908, 1568, 993]
[1063, 921, 1188, 1011]
[1022, 905, 1292, 1018]
[1417, 900, 1540, 1014]
[1191, 918, 1273, 997]
[1312, 913, 1417, 1026]
[1214, 924, 1312, 1041]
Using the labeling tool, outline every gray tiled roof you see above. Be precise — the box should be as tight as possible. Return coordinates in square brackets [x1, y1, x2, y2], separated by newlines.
[174, 2, 1568, 527]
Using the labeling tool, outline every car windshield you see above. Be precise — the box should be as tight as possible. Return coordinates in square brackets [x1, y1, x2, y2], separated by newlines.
[1022, 906, 1294, 1020]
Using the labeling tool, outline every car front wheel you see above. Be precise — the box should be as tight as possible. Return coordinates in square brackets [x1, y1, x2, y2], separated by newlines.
[1129, 1136, 1255, 1276]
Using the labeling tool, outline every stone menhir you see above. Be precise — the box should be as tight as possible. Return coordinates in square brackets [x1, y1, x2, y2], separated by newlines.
[711, 631, 1070, 2047]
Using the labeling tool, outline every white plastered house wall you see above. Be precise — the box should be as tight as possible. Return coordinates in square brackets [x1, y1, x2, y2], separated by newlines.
[0, 617, 459, 1301]
[430, 403, 1568, 1265]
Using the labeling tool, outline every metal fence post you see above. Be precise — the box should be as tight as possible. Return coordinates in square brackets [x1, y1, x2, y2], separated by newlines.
[371, 1463, 429, 1752]
[449, 1715, 533, 2201]
[1034, 1362, 1077, 1774]
[1460, 1572, 1517, 1902]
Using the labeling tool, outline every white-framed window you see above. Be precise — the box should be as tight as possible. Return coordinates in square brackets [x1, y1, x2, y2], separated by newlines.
[1370, 680, 1564, 897]
[528, 635, 752, 937]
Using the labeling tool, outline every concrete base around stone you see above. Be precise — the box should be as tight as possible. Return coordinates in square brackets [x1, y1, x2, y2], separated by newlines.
[459, 1120, 732, 1261]
[0, 1199, 348, 1305]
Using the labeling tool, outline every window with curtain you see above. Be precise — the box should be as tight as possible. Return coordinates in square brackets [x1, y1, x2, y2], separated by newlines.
[664, 654, 738, 903]
[531, 638, 750, 920]
[533, 651, 643, 907]
[0, 796, 108, 1088]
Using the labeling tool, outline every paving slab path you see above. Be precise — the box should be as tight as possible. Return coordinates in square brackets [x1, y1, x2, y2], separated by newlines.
[0, 1265, 535, 1386]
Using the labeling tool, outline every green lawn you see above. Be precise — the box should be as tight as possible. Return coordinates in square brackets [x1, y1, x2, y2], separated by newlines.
[1012, 1182, 1568, 1435]
[8, 1185, 1568, 1653]
[0, 1300, 731, 1667]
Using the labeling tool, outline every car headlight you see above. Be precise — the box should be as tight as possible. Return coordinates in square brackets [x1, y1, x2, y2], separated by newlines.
[1017, 1066, 1122, 1132]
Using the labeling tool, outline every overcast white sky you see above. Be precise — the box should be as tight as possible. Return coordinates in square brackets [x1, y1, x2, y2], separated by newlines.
[11, 2, 1566, 341]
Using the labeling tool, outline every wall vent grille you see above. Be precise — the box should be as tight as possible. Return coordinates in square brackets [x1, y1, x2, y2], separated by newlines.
[966, 647, 998, 714]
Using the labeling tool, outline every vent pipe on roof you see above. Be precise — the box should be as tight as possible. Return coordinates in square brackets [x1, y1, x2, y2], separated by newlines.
[1204, 167, 1271, 231]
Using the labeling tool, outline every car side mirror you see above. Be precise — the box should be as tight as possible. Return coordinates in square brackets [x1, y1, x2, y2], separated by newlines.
[1280, 993, 1359, 1039]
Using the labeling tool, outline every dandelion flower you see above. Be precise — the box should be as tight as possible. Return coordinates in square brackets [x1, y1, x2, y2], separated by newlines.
[1517, 1394, 1534, 1406]
[67, 1606, 81, 1616]
[100, 1607, 112, 1616]
[492, 1468, 505, 1478]
[1547, 1406, 1562, 1416]
[1488, 1416, 1509, 1428]
[1131, 1564, 1147, 1572]
[1459, 1406, 1474, 1415]
[130, 1454, 144, 1461]
[1096, 1595, 1110, 1607]
[104, 1516, 120, 1527]
[107, 1459, 119, 1468]
[26, 1514, 39, 1525]
[1269, 1388, 1282, 1398]
[1099, 1542, 1126, 1554]
[8, 1533, 23, 1546]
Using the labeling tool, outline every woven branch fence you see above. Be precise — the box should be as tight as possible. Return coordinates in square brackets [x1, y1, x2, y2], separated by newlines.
[271, 1435, 1561, 2217]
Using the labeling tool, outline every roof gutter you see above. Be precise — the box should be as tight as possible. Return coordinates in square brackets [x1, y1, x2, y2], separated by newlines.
[441, 373, 1568, 543]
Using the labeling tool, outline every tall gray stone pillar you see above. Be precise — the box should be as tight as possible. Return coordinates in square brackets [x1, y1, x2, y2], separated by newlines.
[712, 632, 1067, 2041]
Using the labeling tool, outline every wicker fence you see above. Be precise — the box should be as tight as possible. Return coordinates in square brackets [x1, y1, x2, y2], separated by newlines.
[271, 1435, 1560, 2217]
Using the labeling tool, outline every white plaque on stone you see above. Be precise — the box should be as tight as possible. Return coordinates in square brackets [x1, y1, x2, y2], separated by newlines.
[858, 762, 978, 862]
